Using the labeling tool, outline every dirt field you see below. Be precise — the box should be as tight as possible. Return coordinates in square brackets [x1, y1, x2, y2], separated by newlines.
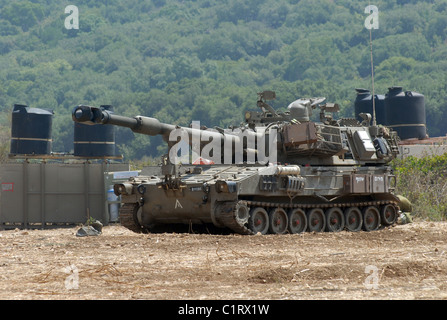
[0, 221, 446, 300]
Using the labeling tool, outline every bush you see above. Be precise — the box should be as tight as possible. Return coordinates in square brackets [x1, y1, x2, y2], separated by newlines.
[392, 154, 447, 221]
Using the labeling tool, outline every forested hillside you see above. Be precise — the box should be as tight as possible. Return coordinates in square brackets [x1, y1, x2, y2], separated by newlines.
[1, 0, 447, 160]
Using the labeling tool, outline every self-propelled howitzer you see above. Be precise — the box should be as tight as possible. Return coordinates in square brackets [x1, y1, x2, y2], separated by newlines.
[72, 91, 402, 235]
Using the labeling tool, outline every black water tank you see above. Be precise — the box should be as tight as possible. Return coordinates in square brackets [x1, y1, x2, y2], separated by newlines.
[385, 86, 426, 140]
[354, 88, 386, 125]
[74, 105, 115, 157]
[10, 104, 53, 155]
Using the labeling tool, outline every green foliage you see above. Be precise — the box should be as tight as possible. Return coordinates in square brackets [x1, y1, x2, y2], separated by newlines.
[0, 111, 11, 163]
[393, 154, 447, 221]
[1, 0, 447, 160]
[2, 1, 45, 32]
[394, 154, 447, 177]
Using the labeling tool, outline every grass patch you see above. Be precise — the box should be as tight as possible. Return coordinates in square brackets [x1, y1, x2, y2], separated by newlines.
[392, 154, 447, 221]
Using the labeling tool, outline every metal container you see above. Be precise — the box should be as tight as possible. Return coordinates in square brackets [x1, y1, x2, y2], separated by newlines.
[385, 86, 426, 140]
[74, 105, 115, 157]
[354, 88, 386, 125]
[0, 162, 130, 228]
[10, 104, 53, 155]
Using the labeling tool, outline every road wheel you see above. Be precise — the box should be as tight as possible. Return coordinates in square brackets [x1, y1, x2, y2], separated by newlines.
[380, 204, 398, 226]
[325, 207, 345, 232]
[344, 207, 363, 232]
[287, 208, 307, 234]
[268, 208, 288, 234]
[248, 207, 269, 235]
[362, 206, 381, 231]
[307, 208, 326, 232]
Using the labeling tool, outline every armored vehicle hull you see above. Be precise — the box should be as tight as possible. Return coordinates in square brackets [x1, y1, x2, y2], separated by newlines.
[116, 163, 398, 234]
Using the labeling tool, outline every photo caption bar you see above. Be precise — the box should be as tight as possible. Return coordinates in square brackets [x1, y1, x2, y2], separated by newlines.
[177, 303, 270, 317]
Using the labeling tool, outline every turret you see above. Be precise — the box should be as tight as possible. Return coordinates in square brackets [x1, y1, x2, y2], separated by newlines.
[72, 90, 400, 167]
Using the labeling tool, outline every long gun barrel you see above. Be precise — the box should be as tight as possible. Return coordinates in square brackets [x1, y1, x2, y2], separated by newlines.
[72, 105, 247, 142]
[72, 105, 175, 138]
[72, 105, 269, 163]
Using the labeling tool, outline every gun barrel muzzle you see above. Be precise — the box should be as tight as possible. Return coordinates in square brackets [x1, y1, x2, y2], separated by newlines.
[72, 105, 105, 125]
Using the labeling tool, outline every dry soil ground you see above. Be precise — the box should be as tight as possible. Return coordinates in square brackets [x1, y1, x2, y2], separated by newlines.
[0, 221, 446, 300]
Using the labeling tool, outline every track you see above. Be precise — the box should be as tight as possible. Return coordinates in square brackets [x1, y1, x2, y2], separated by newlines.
[119, 203, 144, 233]
[244, 199, 398, 209]
[119, 199, 399, 235]
[214, 201, 254, 235]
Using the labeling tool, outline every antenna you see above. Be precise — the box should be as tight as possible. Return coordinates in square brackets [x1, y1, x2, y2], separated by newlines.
[368, 1, 377, 126]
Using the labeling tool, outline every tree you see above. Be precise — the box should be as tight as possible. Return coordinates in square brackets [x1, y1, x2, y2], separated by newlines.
[2, 1, 45, 32]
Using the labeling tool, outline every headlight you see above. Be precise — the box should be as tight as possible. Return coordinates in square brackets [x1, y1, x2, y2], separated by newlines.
[113, 183, 133, 196]
[137, 184, 146, 195]
[215, 180, 237, 193]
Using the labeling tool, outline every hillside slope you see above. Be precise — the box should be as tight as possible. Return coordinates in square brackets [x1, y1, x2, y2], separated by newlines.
[1, 0, 447, 159]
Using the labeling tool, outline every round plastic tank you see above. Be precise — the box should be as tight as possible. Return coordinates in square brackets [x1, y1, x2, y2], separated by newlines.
[354, 88, 386, 125]
[74, 105, 115, 157]
[10, 104, 53, 155]
[385, 86, 426, 140]
[107, 186, 119, 222]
